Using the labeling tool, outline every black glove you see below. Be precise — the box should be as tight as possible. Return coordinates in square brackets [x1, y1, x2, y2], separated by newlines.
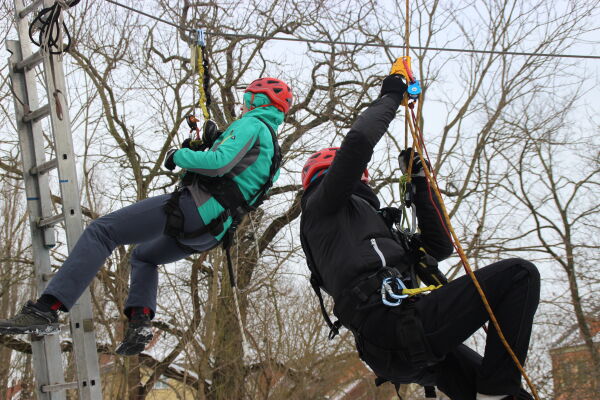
[182, 138, 205, 151]
[202, 120, 222, 149]
[399, 147, 431, 177]
[379, 207, 402, 229]
[380, 74, 408, 97]
[164, 149, 177, 171]
[415, 252, 448, 286]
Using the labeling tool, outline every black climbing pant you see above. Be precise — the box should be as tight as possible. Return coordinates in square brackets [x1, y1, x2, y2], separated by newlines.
[358, 258, 540, 399]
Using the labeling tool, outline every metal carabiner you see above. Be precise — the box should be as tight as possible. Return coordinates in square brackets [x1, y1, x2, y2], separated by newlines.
[381, 277, 409, 307]
[409, 203, 417, 235]
[196, 29, 206, 47]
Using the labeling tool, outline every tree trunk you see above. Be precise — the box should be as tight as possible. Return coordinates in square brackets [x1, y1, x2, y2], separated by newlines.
[211, 255, 246, 399]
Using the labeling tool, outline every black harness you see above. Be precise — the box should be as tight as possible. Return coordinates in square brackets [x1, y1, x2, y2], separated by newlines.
[302, 205, 441, 398]
[163, 116, 281, 264]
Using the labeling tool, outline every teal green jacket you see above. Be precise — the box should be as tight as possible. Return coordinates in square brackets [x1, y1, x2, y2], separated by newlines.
[173, 103, 283, 240]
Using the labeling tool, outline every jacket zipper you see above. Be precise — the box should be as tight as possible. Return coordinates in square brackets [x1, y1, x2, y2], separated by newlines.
[370, 238, 387, 267]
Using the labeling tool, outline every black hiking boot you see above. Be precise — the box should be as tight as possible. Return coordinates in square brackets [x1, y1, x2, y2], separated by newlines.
[115, 315, 153, 356]
[0, 301, 59, 335]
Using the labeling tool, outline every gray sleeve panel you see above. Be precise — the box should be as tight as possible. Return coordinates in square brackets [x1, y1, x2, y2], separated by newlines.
[225, 137, 261, 179]
[186, 136, 255, 177]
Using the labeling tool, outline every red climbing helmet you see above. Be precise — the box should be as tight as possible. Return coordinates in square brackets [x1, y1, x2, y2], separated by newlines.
[301, 147, 369, 189]
[245, 77, 293, 113]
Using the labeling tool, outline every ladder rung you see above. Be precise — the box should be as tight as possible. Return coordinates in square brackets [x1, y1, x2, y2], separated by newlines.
[16, 51, 44, 71]
[30, 158, 58, 176]
[42, 273, 56, 282]
[23, 104, 50, 123]
[38, 213, 64, 228]
[41, 381, 78, 393]
[18, 0, 43, 19]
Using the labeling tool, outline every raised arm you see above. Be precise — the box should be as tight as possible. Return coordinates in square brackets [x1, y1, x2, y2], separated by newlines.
[310, 76, 406, 213]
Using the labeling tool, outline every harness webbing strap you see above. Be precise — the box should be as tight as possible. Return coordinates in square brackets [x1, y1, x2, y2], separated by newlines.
[163, 189, 227, 240]
[350, 267, 399, 302]
[300, 227, 342, 339]
[310, 275, 342, 339]
[247, 116, 282, 208]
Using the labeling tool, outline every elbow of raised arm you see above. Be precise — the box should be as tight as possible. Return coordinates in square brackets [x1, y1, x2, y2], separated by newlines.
[438, 240, 454, 261]
[421, 237, 454, 262]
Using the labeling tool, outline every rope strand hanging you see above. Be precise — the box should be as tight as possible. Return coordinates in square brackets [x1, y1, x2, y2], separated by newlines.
[194, 29, 211, 122]
[186, 29, 212, 145]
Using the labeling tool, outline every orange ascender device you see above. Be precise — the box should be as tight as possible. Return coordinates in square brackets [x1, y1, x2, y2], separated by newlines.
[390, 56, 422, 101]
[186, 114, 201, 139]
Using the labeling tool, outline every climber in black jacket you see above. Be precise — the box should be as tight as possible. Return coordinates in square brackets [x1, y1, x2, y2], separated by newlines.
[299, 70, 540, 400]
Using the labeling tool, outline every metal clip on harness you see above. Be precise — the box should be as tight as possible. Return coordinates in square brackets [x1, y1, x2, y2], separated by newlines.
[381, 277, 409, 306]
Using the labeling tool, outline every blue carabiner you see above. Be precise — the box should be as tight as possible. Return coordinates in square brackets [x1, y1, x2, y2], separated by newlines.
[407, 80, 422, 100]
[196, 29, 206, 47]
[381, 277, 409, 307]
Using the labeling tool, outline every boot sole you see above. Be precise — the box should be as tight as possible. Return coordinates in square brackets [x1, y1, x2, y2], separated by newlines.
[115, 330, 153, 356]
[115, 342, 147, 356]
[0, 324, 60, 336]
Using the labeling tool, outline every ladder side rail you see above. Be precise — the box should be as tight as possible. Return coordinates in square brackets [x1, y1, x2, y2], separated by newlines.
[12, 0, 56, 247]
[7, 39, 66, 400]
[40, 1, 102, 398]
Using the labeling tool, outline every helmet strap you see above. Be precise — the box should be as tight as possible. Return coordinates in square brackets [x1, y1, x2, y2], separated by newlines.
[247, 92, 276, 111]
[310, 168, 329, 184]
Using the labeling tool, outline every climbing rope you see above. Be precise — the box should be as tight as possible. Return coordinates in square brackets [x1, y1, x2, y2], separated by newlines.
[404, 100, 541, 400]
[29, 0, 80, 55]
[27, 0, 79, 121]
[396, 2, 540, 398]
[194, 29, 211, 122]
[187, 29, 213, 147]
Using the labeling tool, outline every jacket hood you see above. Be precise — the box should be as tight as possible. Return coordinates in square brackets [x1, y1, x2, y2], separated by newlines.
[242, 93, 285, 131]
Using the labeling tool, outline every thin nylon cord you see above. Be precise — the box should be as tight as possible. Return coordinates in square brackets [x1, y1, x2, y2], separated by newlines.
[103, 0, 600, 60]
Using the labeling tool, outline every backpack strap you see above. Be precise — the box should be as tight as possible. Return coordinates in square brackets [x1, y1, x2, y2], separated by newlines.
[301, 231, 342, 339]
[247, 116, 282, 209]
[310, 274, 342, 339]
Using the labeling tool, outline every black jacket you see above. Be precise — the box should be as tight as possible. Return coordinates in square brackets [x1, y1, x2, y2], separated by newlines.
[300, 93, 453, 301]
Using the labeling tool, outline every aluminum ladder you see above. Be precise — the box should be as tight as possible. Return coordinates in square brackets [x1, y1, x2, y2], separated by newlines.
[6, 0, 102, 398]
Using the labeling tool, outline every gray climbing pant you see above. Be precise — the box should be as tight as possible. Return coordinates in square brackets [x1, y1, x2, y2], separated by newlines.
[43, 188, 218, 313]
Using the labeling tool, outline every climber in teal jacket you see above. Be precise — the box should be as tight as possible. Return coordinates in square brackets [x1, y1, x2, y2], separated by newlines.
[0, 77, 293, 357]
[171, 89, 285, 240]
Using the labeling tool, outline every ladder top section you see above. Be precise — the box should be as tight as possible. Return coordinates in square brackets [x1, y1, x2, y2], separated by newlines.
[18, 0, 43, 20]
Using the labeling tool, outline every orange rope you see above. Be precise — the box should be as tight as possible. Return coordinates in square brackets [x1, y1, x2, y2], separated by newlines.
[405, 0, 410, 58]
[399, 2, 538, 397]
[404, 0, 410, 148]
[405, 106, 541, 400]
